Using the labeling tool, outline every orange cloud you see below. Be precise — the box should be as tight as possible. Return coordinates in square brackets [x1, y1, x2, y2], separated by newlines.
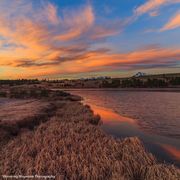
[45, 3, 59, 25]
[77, 47, 180, 69]
[0, 1, 121, 70]
[134, 0, 180, 16]
[0, 1, 179, 79]
[160, 11, 180, 31]
[0, 3, 94, 67]
[1, 44, 180, 79]
[56, 5, 94, 41]
[0, 4, 54, 63]
[149, 11, 159, 17]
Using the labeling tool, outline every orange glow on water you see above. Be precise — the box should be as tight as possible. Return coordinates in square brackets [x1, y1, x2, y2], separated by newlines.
[90, 104, 136, 124]
[161, 144, 180, 160]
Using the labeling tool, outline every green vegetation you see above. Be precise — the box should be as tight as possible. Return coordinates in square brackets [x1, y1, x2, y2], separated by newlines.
[102, 79, 120, 88]
[45, 73, 180, 88]
[0, 79, 39, 86]
[0, 91, 7, 97]
[170, 77, 180, 86]
[119, 78, 169, 88]
[102, 76, 180, 88]
[1, 73, 180, 89]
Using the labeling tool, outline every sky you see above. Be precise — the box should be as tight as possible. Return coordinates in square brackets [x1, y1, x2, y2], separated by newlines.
[0, 0, 180, 79]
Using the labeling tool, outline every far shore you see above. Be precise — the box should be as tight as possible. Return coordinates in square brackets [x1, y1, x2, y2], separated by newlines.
[52, 87, 180, 92]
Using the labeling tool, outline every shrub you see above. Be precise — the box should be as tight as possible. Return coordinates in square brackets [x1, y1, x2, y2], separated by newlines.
[0, 91, 7, 97]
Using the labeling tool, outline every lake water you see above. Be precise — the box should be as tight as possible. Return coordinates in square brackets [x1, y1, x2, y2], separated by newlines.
[67, 89, 180, 167]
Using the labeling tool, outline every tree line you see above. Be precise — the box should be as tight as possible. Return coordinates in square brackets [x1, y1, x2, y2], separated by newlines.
[0, 79, 39, 86]
[102, 77, 180, 88]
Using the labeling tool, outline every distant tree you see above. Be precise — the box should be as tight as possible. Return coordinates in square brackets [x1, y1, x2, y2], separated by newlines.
[170, 77, 180, 86]
[111, 79, 120, 88]
[0, 91, 7, 97]
[146, 78, 167, 88]
[121, 79, 132, 88]
[40, 89, 49, 97]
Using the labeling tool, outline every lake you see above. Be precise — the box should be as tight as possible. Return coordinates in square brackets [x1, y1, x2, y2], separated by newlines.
[67, 89, 180, 167]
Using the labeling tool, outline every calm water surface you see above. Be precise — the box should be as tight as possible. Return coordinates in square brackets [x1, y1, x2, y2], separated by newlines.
[67, 90, 180, 167]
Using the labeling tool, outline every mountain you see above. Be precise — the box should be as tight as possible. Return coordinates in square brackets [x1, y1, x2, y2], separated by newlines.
[133, 72, 146, 77]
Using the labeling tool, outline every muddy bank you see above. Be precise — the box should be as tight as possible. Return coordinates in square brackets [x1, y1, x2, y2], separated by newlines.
[0, 87, 179, 179]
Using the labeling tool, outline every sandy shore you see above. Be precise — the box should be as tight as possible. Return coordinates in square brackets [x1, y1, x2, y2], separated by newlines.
[0, 86, 179, 179]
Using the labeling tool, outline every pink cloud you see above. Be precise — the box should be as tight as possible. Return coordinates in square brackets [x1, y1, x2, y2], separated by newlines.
[134, 0, 180, 16]
[160, 11, 180, 31]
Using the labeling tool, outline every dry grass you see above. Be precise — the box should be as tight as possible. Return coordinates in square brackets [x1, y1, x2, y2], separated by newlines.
[0, 87, 179, 179]
[0, 98, 56, 147]
[0, 99, 49, 122]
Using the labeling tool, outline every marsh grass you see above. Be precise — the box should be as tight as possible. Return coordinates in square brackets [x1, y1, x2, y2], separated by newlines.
[0, 100, 57, 148]
[0, 87, 179, 179]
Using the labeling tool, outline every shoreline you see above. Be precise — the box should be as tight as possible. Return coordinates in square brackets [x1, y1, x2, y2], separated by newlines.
[69, 89, 180, 167]
[76, 94, 180, 167]
[0, 86, 180, 179]
[53, 87, 180, 92]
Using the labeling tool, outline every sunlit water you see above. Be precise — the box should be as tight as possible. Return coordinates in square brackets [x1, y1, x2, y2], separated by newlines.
[66, 89, 180, 167]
